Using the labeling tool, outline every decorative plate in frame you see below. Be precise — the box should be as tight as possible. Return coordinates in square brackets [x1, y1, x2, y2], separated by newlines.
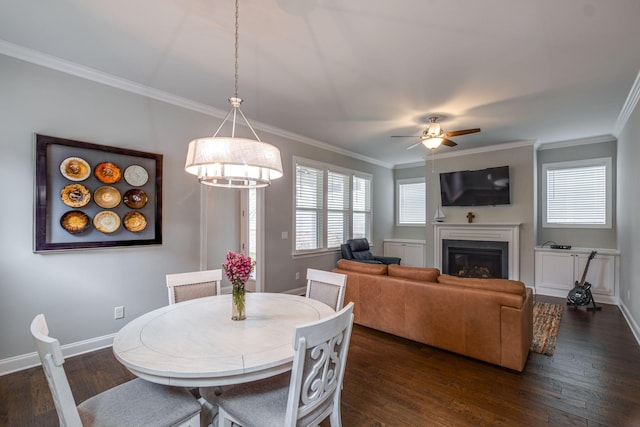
[60, 211, 91, 234]
[124, 211, 147, 232]
[94, 162, 122, 184]
[60, 157, 91, 181]
[93, 210, 121, 234]
[94, 186, 121, 209]
[123, 189, 148, 209]
[61, 184, 91, 208]
[124, 164, 149, 186]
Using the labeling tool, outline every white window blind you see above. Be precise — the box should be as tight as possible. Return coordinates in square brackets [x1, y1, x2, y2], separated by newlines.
[352, 175, 371, 239]
[294, 158, 372, 254]
[295, 164, 323, 251]
[543, 158, 611, 228]
[398, 179, 426, 225]
[327, 171, 350, 248]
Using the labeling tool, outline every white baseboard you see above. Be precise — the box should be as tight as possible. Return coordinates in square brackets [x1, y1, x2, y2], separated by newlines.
[619, 301, 640, 347]
[534, 287, 618, 305]
[0, 333, 115, 377]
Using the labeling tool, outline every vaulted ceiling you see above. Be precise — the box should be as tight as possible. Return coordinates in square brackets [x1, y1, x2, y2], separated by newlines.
[2, 0, 640, 166]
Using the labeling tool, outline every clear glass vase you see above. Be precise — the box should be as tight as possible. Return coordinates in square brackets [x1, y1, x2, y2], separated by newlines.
[231, 282, 246, 320]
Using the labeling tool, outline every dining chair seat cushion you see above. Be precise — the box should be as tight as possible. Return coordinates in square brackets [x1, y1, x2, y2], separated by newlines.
[77, 378, 201, 427]
[202, 373, 327, 427]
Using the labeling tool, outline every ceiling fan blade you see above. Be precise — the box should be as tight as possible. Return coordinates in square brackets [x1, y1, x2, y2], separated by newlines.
[445, 128, 481, 137]
[441, 138, 458, 147]
[406, 141, 423, 150]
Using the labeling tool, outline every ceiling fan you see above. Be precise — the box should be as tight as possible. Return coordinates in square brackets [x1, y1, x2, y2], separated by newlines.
[392, 116, 481, 150]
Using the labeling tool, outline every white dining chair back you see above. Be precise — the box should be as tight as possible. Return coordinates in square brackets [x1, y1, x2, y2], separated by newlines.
[30, 314, 201, 427]
[208, 302, 355, 427]
[306, 268, 347, 311]
[166, 269, 222, 305]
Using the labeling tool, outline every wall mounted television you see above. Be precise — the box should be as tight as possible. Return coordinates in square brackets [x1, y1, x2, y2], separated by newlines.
[439, 165, 510, 207]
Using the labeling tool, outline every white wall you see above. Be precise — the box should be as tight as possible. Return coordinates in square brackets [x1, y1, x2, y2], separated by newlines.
[616, 98, 640, 341]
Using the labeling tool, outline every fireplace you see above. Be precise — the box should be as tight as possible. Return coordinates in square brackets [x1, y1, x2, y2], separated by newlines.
[433, 223, 520, 280]
[442, 239, 508, 279]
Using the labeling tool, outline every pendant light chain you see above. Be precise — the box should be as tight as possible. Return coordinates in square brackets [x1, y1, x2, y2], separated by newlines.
[234, 0, 239, 99]
[184, 0, 283, 188]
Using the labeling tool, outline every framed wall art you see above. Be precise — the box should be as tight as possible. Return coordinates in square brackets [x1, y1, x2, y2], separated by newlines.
[34, 134, 163, 252]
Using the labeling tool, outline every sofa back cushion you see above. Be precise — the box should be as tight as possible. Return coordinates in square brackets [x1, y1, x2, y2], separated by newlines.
[437, 274, 526, 296]
[388, 264, 440, 282]
[336, 259, 387, 275]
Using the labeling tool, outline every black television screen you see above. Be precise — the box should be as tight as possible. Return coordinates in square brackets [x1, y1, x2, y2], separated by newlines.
[439, 165, 510, 206]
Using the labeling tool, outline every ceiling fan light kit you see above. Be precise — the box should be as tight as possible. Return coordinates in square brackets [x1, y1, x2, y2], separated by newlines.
[392, 115, 480, 152]
[184, 0, 283, 188]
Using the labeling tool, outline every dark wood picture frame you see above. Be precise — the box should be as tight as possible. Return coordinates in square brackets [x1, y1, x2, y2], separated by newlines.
[34, 134, 163, 252]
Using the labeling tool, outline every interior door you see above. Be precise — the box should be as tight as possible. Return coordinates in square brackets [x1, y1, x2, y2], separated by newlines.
[241, 188, 264, 292]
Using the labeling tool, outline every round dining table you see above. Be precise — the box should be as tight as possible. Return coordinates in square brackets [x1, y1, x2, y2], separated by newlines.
[112, 293, 335, 387]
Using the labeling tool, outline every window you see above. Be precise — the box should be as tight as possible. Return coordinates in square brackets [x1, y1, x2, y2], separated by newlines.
[542, 157, 612, 228]
[397, 178, 426, 225]
[295, 158, 372, 254]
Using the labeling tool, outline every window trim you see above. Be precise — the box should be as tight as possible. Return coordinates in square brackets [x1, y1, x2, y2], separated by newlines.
[396, 177, 426, 226]
[541, 157, 612, 229]
[293, 156, 372, 256]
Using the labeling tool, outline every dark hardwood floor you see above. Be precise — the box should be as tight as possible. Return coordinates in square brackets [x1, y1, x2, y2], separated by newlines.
[2, 295, 640, 426]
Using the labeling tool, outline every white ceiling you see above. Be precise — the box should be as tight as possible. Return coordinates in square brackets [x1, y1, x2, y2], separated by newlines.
[2, 0, 640, 166]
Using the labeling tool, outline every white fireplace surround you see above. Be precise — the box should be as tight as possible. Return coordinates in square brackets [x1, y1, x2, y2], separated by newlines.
[434, 223, 520, 280]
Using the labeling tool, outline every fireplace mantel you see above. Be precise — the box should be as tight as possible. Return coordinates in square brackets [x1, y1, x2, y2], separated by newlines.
[433, 223, 520, 280]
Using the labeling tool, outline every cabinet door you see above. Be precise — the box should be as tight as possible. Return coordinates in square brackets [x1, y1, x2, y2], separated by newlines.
[384, 243, 404, 259]
[535, 251, 575, 291]
[401, 243, 424, 267]
[575, 253, 615, 296]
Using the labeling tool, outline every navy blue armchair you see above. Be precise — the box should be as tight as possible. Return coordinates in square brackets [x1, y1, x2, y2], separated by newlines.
[340, 238, 401, 265]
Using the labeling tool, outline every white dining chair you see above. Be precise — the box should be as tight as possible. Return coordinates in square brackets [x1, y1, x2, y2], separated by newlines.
[305, 268, 347, 311]
[30, 314, 201, 427]
[203, 302, 354, 427]
[166, 269, 223, 305]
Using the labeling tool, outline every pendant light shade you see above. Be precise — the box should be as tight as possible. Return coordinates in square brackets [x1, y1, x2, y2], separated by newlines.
[185, 0, 283, 188]
[185, 135, 283, 188]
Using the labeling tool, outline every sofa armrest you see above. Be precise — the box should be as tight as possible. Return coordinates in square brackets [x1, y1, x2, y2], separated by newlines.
[373, 255, 401, 265]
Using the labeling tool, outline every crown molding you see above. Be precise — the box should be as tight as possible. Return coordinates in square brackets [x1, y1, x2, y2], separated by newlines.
[428, 139, 535, 162]
[0, 39, 392, 169]
[536, 134, 616, 151]
[614, 68, 640, 136]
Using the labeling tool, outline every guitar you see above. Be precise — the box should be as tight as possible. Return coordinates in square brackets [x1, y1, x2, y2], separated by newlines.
[567, 251, 601, 310]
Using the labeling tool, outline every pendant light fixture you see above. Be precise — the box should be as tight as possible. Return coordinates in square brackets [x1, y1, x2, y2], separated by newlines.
[185, 0, 283, 188]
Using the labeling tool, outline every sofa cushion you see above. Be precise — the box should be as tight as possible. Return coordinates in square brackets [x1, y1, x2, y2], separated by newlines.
[388, 264, 440, 282]
[437, 274, 526, 296]
[336, 259, 388, 275]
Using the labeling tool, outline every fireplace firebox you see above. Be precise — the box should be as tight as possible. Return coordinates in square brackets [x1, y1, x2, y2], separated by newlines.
[442, 239, 509, 279]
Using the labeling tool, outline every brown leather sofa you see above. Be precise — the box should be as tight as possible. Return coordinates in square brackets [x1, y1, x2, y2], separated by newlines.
[332, 259, 533, 372]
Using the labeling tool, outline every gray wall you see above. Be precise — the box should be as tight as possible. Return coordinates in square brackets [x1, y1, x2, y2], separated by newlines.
[392, 164, 428, 242]
[0, 55, 233, 359]
[0, 54, 394, 362]
[423, 144, 536, 285]
[536, 139, 617, 249]
[392, 145, 535, 285]
[617, 100, 640, 337]
[261, 139, 394, 294]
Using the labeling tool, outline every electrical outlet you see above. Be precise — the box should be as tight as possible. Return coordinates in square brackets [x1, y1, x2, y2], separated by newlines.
[295, 272, 300, 280]
[114, 306, 125, 319]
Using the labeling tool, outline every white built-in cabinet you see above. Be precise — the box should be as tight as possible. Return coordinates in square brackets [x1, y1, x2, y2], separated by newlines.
[534, 247, 618, 304]
[383, 239, 425, 267]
